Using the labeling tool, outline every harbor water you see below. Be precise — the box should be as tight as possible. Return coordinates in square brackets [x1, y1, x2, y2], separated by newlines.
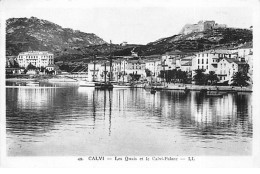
[6, 82, 252, 156]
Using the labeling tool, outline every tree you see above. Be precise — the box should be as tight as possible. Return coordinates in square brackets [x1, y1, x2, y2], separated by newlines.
[207, 71, 219, 85]
[10, 60, 20, 68]
[129, 73, 141, 81]
[26, 63, 37, 70]
[145, 69, 152, 77]
[40, 66, 45, 72]
[231, 71, 250, 87]
[193, 69, 206, 85]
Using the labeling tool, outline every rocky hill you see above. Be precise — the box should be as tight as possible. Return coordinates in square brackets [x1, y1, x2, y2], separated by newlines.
[6, 16, 107, 57]
[115, 27, 253, 56]
[6, 17, 253, 61]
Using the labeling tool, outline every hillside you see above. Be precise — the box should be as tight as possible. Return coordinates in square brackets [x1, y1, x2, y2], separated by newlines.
[114, 27, 253, 56]
[6, 17, 107, 57]
[6, 17, 253, 61]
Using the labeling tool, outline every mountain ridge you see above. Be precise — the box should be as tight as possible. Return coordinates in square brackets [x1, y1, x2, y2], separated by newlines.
[6, 17, 253, 61]
[6, 16, 107, 57]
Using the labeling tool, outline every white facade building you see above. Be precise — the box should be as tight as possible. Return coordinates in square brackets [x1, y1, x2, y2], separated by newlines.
[216, 58, 248, 84]
[145, 59, 161, 77]
[17, 51, 54, 68]
[192, 50, 237, 77]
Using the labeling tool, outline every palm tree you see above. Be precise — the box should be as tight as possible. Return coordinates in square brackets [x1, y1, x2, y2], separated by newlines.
[231, 71, 250, 87]
[193, 69, 206, 85]
[207, 71, 219, 85]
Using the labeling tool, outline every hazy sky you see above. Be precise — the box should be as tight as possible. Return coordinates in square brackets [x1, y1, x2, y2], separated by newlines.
[1, 0, 255, 44]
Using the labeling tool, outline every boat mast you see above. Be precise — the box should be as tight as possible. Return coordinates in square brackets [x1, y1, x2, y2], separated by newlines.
[104, 61, 107, 83]
[93, 54, 96, 82]
[109, 40, 112, 82]
[123, 60, 125, 83]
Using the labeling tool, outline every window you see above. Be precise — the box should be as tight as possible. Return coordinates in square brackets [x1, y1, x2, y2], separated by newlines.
[198, 54, 200, 57]
[202, 65, 204, 69]
[198, 59, 200, 64]
[206, 59, 208, 64]
[198, 65, 199, 69]
[206, 65, 208, 69]
[202, 54, 204, 57]
[202, 59, 204, 64]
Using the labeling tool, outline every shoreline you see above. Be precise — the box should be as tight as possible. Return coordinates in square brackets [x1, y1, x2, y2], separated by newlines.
[6, 78, 253, 92]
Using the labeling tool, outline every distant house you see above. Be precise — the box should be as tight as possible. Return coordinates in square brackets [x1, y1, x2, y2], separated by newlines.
[180, 61, 192, 73]
[6, 68, 21, 75]
[126, 59, 146, 78]
[46, 64, 61, 75]
[216, 58, 248, 84]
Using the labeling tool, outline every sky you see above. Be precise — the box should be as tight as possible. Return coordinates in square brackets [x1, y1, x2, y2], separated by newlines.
[1, 0, 256, 44]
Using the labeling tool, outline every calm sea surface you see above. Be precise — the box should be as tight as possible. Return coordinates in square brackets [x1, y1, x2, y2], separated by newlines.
[6, 82, 252, 156]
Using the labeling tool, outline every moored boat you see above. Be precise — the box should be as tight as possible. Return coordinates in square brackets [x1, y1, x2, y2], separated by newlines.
[112, 82, 131, 88]
[95, 82, 113, 89]
[26, 81, 40, 86]
[48, 78, 77, 82]
[79, 81, 96, 87]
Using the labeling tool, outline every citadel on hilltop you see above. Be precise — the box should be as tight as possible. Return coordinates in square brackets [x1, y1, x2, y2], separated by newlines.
[180, 20, 227, 35]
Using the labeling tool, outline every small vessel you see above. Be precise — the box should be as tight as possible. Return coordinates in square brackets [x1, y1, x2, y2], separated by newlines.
[26, 81, 40, 86]
[95, 82, 113, 90]
[112, 82, 131, 88]
[150, 87, 156, 94]
[79, 81, 96, 87]
[184, 87, 190, 93]
[206, 91, 224, 97]
[48, 78, 77, 82]
[200, 88, 208, 93]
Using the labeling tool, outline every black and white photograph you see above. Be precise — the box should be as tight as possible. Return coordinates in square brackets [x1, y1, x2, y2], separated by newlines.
[0, 0, 260, 168]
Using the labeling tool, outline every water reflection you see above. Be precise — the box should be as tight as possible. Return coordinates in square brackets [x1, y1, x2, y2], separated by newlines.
[6, 84, 252, 156]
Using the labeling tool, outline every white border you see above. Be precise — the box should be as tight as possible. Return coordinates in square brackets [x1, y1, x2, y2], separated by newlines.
[1, 0, 260, 168]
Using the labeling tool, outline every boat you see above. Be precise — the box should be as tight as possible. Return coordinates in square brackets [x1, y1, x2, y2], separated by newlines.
[184, 87, 190, 93]
[206, 91, 224, 97]
[95, 40, 114, 90]
[79, 80, 96, 87]
[26, 81, 40, 86]
[48, 78, 77, 82]
[112, 82, 131, 88]
[95, 82, 113, 89]
[150, 87, 156, 94]
[200, 88, 208, 93]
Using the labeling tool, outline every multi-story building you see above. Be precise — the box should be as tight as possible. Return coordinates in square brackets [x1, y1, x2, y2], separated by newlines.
[17, 51, 54, 68]
[144, 56, 161, 77]
[125, 59, 146, 79]
[191, 50, 237, 77]
[216, 58, 248, 84]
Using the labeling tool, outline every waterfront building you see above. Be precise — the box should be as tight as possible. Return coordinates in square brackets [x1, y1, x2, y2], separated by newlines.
[191, 50, 237, 77]
[245, 52, 253, 79]
[236, 42, 253, 58]
[216, 58, 248, 84]
[180, 61, 192, 73]
[125, 58, 146, 79]
[144, 55, 161, 77]
[17, 51, 54, 68]
[45, 64, 61, 75]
